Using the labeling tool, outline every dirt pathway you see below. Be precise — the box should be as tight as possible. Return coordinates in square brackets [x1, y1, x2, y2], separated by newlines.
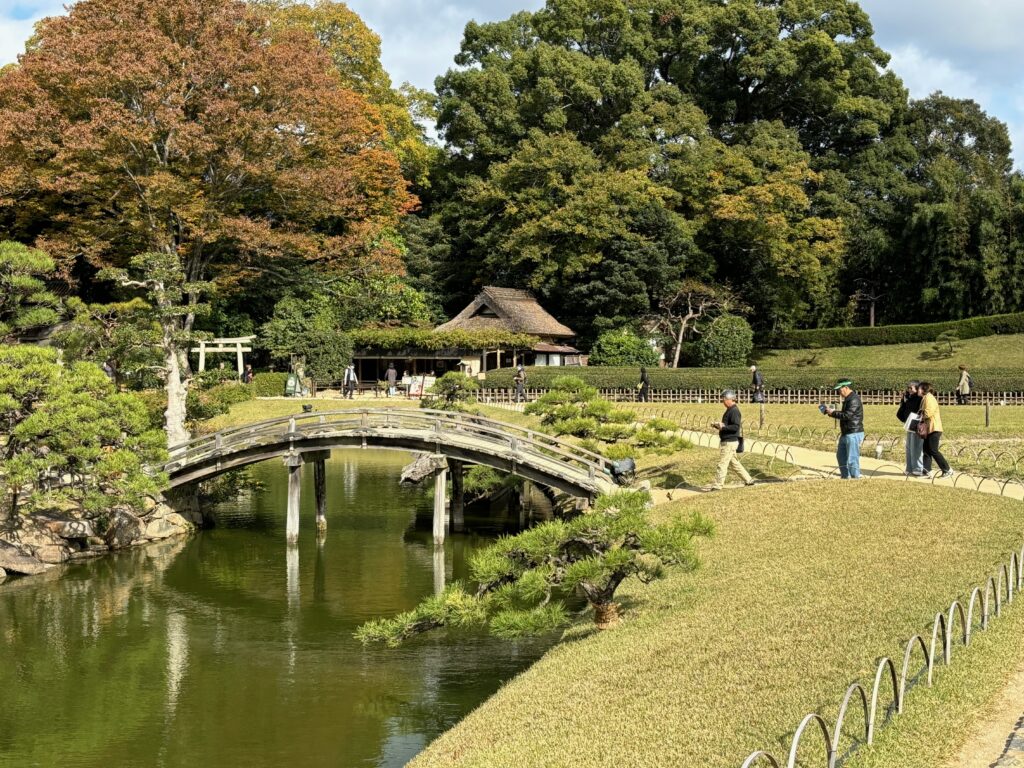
[949, 661, 1024, 768]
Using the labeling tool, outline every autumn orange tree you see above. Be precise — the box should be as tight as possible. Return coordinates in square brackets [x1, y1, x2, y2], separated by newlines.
[0, 0, 413, 446]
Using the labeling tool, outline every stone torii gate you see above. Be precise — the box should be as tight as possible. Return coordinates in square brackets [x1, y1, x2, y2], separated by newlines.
[191, 336, 256, 374]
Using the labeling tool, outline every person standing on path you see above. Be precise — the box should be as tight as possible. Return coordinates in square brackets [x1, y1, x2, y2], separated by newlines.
[824, 379, 864, 479]
[513, 364, 527, 404]
[385, 363, 398, 397]
[896, 381, 925, 476]
[637, 366, 651, 403]
[750, 365, 765, 403]
[709, 390, 755, 491]
[343, 364, 358, 399]
[242, 363, 254, 384]
[918, 382, 954, 478]
[956, 365, 973, 405]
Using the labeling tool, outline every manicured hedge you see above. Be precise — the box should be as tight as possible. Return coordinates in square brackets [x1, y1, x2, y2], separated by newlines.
[351, 327, 538, 352]
[483, 367, 1024, 392]
[251, 372, 290, 397]
[771, 312, 1024, 349]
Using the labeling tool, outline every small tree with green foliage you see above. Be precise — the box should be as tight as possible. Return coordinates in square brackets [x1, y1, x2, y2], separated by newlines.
[933, 330, 960, 358]
[259, 294, 353, 383]
[694, 315, 754, 367]
[0, 346, 166, 521]
[423, 372, 480, 411]
[588, 328, 660, 367]
[356, 491, 713, 645]
[0, 241, 61, 343]
[525, 375, 632, 438]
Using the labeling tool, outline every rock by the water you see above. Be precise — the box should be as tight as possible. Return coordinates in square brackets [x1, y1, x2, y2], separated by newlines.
[36, 511, 96, 540]
[0, 567, 6, 583]
[143, 511, 193, 541]
[400, 453, 448, 485]
[0, 541, 51, 575]
[104, 509, 144, 548]
[34, 544, 71, 564]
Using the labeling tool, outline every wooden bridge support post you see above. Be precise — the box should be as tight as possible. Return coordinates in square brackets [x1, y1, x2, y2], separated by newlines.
[286, 453, 303, 543]
[313, 459, 327, 534]
[448, 459, 464, 532]
[433, 466, 448, 549]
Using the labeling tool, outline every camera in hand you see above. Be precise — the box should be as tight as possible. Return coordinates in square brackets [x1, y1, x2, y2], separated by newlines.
[818, 403, 828, 414]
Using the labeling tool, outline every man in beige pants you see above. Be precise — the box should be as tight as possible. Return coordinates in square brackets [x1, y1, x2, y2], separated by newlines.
[710, 389, 755, 491]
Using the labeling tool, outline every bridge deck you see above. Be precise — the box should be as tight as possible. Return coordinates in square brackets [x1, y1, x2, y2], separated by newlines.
[165, 408, 618, 497]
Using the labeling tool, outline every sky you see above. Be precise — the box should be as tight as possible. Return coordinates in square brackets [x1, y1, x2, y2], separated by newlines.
[2, 0, 1024, 161]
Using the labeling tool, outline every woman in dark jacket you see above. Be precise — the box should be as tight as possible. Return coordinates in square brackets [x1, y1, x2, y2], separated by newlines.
[637, 367, 651, 402]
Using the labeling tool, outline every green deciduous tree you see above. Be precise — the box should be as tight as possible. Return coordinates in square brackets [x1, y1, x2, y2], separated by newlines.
[259, 294, 353, 384]
[0, 346, 166, 520]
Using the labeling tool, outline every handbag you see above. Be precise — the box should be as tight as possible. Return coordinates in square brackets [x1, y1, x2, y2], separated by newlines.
[915, 417, 930, 439]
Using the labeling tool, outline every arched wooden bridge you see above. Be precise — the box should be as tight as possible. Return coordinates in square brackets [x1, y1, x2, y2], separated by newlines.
[165, 408, 619, 542]
[166, 408, 616, 496]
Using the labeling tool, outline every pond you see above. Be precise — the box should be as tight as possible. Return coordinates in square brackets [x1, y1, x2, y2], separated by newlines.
[0, 451, 551, 768]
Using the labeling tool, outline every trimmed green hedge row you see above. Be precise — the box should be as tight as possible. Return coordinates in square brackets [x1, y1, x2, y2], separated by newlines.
[483, 367, 1024, 392]
[771, 312, 1024, 349]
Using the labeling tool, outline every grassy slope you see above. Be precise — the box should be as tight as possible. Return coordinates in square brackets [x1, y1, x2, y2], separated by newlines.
[759, 333, 1024, 369]
[198, 397, 420, 433]
[410, 482, 1024, 768]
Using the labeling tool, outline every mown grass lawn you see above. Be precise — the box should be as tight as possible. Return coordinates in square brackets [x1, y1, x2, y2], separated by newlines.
[409, 482, 1024, 768]
[198, 396, 421, 432]
[759, 333, 1024, 370]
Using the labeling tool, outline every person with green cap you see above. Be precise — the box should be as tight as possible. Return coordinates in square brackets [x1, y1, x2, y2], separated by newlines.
[823, 379, 864, 479]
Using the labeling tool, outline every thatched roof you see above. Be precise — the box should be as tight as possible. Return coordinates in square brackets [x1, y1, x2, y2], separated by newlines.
[435, 287, 575, 338]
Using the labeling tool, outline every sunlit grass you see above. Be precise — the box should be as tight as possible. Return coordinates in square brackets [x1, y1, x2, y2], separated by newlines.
[198, 396, 421, 433]
[410, 482, 1024, 768]
[759, 333, 1024, 370]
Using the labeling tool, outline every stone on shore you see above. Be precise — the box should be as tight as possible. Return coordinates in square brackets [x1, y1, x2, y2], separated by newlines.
[0, 540, 51, 576]
[400, 453, 448, 485]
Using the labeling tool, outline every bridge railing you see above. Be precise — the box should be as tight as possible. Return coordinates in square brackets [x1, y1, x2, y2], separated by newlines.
[167, 408, 616, 486]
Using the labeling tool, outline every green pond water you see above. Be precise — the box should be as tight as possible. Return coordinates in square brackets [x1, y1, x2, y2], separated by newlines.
[0, 451, 551, 768]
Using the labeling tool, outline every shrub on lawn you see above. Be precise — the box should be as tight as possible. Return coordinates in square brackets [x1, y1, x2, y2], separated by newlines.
[588, 329, 660, 367]
[694, 315, 754, 367]
[250, 372, 289, 397]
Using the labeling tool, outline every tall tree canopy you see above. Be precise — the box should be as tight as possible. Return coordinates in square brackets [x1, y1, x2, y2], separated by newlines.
[0, 0, 414, 442]
[414, 0, 1024, 339]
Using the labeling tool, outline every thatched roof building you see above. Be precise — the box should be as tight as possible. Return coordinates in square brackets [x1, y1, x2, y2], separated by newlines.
[351, 287, 581, 387]
[435, 287, 575, 340]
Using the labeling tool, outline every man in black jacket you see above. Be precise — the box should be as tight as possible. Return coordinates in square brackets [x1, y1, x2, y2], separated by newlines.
[823, 379, 864, 479]
[710, 389, 755, 490]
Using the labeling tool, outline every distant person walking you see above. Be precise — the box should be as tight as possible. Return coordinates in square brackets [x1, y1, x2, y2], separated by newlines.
[918, 382, 953, 478]
[343, 364, 358, 399]
[823, 379, 864, 479]
[101, 359, 116, 382]
[385, 363, 398, 397]
[750, 365, 765, 403]
[637, 366, 651, 403]
[896, 381, 924, 476]
[513, 364, 527, 403]
[956, 365, 972, 405]
[242, 363, 254, 384]
[710, 390, 754, 490]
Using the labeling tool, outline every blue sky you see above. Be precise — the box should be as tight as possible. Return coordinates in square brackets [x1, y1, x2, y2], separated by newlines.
[2, 0, 1023, 161]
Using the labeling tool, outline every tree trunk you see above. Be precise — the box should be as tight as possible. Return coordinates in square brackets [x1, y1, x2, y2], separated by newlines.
[672, 324, 685, 368]
[164, 335, 190, 448]
[593, 602, 621, 629]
